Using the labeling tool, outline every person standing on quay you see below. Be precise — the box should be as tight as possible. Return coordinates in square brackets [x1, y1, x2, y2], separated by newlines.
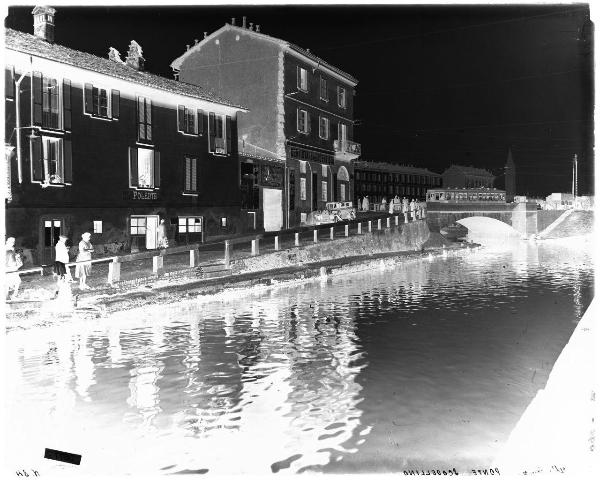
[54, 235, 70, 282]
[157, 219, 169, 249]
[75, 232, 94, 290]
[5, 237, 23, 300]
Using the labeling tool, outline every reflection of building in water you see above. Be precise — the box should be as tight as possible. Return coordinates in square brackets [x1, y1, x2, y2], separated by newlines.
[73, 327, 96, 401]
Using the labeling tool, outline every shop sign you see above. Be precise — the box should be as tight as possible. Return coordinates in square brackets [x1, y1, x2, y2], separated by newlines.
[123, 190, 159, 201]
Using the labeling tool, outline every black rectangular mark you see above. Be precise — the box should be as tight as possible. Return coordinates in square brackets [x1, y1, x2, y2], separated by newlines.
[44, 448, 81, 465]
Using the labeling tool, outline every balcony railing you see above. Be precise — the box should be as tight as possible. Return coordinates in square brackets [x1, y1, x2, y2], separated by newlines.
[334, 139, 361, 160]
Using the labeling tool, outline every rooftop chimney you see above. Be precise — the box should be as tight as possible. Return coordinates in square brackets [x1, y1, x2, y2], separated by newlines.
[125, 40, 145, 71]
[194, 39, 199, 45]
[249, 23, 254, 31]
[108, 47, 124, 64]
[204, 32, 207, 38]
[242, 16, 247, 28]
[32, 6, 56, 43]
[186, 44, 190, 51]
[256, 25, 260, 33]
[231, 17, 236, 26]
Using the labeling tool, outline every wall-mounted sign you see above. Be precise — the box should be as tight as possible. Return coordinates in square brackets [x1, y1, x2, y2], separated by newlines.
[259, 163, 283, 188]
[123, 190, 159, 201]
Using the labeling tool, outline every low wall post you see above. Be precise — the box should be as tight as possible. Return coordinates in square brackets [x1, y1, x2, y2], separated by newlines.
[387, 217, 391, 228]
[358, 222, 362, 234]
[274, 235, 280, 251]
[108, 258, 121, 284]
[404, 212, 409, 223]
[377, 219, 382, 230]
[345, 224, 349, 237]
[330, 227, 334, 240]
[295, 232, 300, 247]
[395, 215, 399, 226]
[224, 241, 230, 268]
[251, 238, 260, 256]
[152, 255, 164, 275]
[190, 248, 200, 267]
[313, 229, 318, 243]
[368, 220, 372, 232]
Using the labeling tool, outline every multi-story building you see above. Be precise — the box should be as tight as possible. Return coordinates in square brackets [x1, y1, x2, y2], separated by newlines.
[353, 161, 442, 204]
[441, 164, 495, 189]
[170, 17, 359, 231]
[4, 7, 246, 265]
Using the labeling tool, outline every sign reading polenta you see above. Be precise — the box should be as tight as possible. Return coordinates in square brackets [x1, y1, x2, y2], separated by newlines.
[123, 190, 159, 201]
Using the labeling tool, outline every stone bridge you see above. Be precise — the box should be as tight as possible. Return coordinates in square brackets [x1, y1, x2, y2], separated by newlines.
[426, 202, 567, 239]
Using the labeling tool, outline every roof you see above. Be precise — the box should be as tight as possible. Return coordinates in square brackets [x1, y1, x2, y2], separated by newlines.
[170, 24, 358, 86]
[5, 28, 247, 110]
[428, 187, 505, 193]
[354, 160, 440, 177]
[443, 164, 494, 178]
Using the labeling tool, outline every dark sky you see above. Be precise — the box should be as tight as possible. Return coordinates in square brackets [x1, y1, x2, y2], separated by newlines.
[6, 4, 594, 196]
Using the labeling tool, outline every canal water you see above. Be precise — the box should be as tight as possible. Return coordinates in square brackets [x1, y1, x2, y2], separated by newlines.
[4, 239, 594, 475]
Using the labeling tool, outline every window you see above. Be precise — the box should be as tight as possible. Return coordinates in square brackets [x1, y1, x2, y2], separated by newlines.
[93, 220, 102, 234]
[337, 122, 347, 142]
[299, 160, 307, 174]
[30, 135, 72, 184]
[340, 183, 346, 202]
[129, 147, 160, 189]
[84, 84, 118, 119]
[337, 86, 346, 108]
[42, 76, 59, 129]
[289, 169, 296, 211]
[319, 116, 330, 139]
[321, 165, 328, 178]
[320, 76, 328, 101]
[130, 217, 147, 235]
[297, 66, 308, 92]
[42, 137, 65, 184]
[178, 217, 202, 233]
[221, 217, 227, 228]
[178, 106, 204, 135]
[209, 112, 231, 154]
[137, 96, 152, 142]
[321, 181, 328, 202]
[184, 156, 198, 193]
[300, 212, 307, 223]
[300, 177, 307, 200]
[6, 66, 15, 99]
[297, 109, 309, 134]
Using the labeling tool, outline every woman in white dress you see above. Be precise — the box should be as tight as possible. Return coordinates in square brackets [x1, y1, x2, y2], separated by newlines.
[75, 232, 94, 290]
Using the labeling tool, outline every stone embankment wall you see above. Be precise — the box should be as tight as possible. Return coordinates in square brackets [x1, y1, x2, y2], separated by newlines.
[232, 220, 431, 274]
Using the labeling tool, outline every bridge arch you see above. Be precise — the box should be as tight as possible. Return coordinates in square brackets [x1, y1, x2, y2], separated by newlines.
[455, 216, 521, 243]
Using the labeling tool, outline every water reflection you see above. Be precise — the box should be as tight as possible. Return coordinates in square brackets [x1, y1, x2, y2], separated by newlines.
[4, 240, 594, 475]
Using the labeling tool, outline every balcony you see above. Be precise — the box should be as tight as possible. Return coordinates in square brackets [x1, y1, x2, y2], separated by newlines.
[334, 139, 361, 161]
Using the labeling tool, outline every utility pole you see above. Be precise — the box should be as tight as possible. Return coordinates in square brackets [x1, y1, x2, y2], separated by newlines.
[572, 154, 578, 198]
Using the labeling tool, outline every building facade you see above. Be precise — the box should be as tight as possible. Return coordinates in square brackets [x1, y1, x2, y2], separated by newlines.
[353, 161, 442, 204]
[4, 7, 246, 266]
[441, 164, 495, 189]
[171, 17, 359, 231]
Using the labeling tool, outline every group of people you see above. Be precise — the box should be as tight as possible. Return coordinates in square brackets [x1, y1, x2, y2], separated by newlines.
[358, 195, 423, 217]
[5, 232, 95, 300]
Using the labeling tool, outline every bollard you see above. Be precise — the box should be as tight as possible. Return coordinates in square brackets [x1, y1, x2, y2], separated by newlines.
[377, 219, 382, 230]
[404, 212, 409, 223]
[108, 258, 121, 284]
[274, 235, 280, 251]
[320, 266, 327, 279]
[345, 224, 349, 237]
[190, 248, 200, 267]
[368, 220, 372, 232]
[224, 240, 231, 268]
[152, 255, 164, 275]
[313, 229, 318, 243]
[395, 215, 399, 226]
[251, 238, 260, 256]
[330, 227, 334, 240]
[358, 222, 362, 234]
[295, 232, 300, 247]
[387, 217, 390, 228]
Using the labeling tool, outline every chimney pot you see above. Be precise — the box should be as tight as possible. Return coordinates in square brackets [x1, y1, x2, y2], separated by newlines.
[125, 40, 145, 71]
[242, 16, 247, 28]
[231, 17, 236, 26]
[32, 6, 56, 43]
[256, 25, 260, 33]
[204, 32, 207, 38]
[194, 39, 199, 45]
[186, 44, 190, 51]
[249, 23, 254, 31]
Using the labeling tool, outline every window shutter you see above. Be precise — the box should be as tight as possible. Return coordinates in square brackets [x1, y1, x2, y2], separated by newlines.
[184, 157, 191, 191]
[178, 105, 185, 132]
[146, 100, 152, 140]
[84, 83, 93, 114]
[111, 90, 120, 119]
[32, 71, 43, 125]
[63, 139, 72, 183]
[6, 66, 15, 99]
[30, 135, 43, 182]
[226, 116, 232, 154]
[63, 79, 72, 130]
[208, 112, 216, 152]
[153, 150, 160, 188]
[307, 112, 311, 133]
[197, 109, 204, 135]
[297, 67, 301, 89]
[191, 158, 197, 192]
[129, 147, 138, 187]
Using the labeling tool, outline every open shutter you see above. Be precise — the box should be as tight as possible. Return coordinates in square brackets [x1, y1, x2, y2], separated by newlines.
[226, 116, 232, 154]
[191, 158, 197, 192]
[146, 100, 152, 140]
[307, 112, 312, 134]
[177, 105, 185, 132]
[6, 66, 15, 99]
[111, 90, 120, 119]
[129, 147, 138, 187]
[208, 112, 216, 152]
[297, 66, 301, 89]
[63, 79, 72, 130]
[63, 139, 72, 183]
[197, 109, 204, 135]
[30, 135, 43, 182]
[84, 83, 93, 114]
[153, 150, 160, 188]
[32, 71, 43, 125]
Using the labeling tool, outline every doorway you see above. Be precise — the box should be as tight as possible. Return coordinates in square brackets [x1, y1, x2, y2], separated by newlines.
[312, 172, 318, 210]
[263, 188, 283, 231]
[41, 218, 64, 265]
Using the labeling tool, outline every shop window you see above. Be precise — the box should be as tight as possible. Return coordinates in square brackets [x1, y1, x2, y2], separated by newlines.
[178, 217, 202, 233]
[93, 220, 102, 234]
[130, 217, 147, 235]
